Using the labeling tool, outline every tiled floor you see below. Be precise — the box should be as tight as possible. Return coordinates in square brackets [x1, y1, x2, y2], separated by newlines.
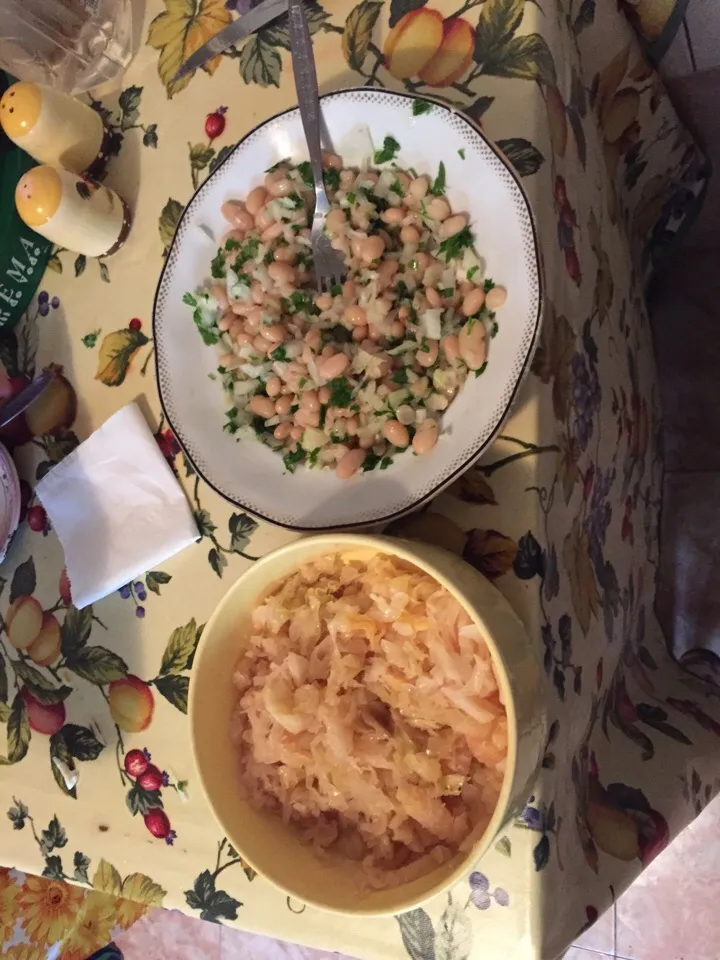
[562, 793, 720, 960]
[115, 63, 720, 960]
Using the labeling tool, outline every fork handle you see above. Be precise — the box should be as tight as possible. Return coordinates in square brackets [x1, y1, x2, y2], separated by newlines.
[288, 0, 326, 200]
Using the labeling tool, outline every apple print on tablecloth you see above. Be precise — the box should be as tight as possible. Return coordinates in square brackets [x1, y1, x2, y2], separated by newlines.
[0, 548, 199, 825]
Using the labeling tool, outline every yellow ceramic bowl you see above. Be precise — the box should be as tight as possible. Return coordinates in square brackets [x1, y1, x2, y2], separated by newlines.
[189, 534, 545, 916]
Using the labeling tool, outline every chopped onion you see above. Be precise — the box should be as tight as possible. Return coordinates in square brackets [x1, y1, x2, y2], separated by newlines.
[420, 308, 443, 340]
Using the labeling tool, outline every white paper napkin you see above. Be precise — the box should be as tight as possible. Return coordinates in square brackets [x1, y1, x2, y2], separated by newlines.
[36, 403, 199, 608]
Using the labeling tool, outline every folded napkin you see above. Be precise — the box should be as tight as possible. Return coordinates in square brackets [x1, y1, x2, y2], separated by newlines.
[36, 403, 199, 608]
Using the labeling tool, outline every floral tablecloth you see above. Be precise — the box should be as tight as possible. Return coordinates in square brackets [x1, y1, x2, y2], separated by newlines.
[0, 1, 718, 959]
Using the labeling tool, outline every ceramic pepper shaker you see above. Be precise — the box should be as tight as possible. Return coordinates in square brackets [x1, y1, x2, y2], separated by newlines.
[14, 166, 131, 258]
[0, 82, 107, 177]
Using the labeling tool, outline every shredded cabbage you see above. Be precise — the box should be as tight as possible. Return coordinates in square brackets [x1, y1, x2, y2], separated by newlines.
[230, 552, 506, 891]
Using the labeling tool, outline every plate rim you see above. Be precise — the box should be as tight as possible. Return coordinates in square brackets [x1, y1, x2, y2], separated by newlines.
[153, 87, 544, 532]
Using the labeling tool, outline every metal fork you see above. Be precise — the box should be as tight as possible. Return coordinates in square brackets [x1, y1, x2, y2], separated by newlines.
[288, 0, 346, 293]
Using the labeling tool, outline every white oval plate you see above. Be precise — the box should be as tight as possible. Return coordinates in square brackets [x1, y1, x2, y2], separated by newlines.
[154, 89, 542, 531]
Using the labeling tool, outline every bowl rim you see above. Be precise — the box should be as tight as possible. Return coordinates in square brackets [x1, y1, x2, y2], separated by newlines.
[153, 88, 544, 533]
[189, 532, 527, 916]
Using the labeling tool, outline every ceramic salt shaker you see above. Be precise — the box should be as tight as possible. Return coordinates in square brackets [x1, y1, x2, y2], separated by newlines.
[0, 82, 106, 177]
[14, 166, 131, 258]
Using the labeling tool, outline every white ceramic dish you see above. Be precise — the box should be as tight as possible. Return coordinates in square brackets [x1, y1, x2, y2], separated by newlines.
[0, 443, 21, 561]
[154, 89, 542, 531]
[190, 534, 545, 915]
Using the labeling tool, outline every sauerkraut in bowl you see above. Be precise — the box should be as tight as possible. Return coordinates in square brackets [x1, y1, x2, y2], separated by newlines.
[190, 534, 543, 915]
[230, 551, 507, 891]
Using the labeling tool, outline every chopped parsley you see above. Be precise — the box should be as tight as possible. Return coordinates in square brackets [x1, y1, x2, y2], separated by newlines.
[362, 452, 382, 472]
[286, 192, 305, 209]
[327, 377, 353, 408]
[250, 416, 266, 437]
[330, 432, 349, 443]
[467, 265, 479, 281]
[297, 161, 313, 187]
[373, 135, 401, 165]
[265, 160, 285, 173]
[408, 258, 419, 270]
[229, 236, 259, 267]
[307, 448, 321, 468]
[412, 100, 433, 116]
[366, 191, 390, 213]
[483, 277, 496, 292]
[210, 249, 226, 278]
[183, 292, 219, 346]
[330, 283, 343, 297]
[286, 290, 312, 312]
[391, 367, 409, 384]
[283, 448, 306, 473]
[458, 148, 466, 160]
[346, 191, 357, 205]
[474, 361, 488, 377]
[408, 166, 418, 178]
[395, 280, 410, 300]
[380, 456, 394, 470]
[439, 287, 454, 298]
[263, 250, 274, 265]
[223, 407, 239, 435]
[419, 337, 430, 352]
[269, 345, 288, 362]
[330, 324, 352, 343]
[438, 226, 474, 261]
[298, 377, 308, 389]
[323, 167, 341, 191]
[430, 161, 446, 197]
[390, 179, 405, 196]
[349, 402, 360, 414]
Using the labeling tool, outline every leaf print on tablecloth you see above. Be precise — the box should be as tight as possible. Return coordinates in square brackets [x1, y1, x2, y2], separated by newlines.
[95, 328, 150, 386]
[159, 619, 201, 675]
[343, 0, 383, 70]
[13, 661, 72, 705]
[58, 724, 105, 760]
[448, 470, 497, 505]
[588, 211, 614, 324]
[159, 198, 184, 255]
[496, 138, 544, 177]
[397, 908, 436, 960]
[10, 556, 36, 602]
[463, 529, 518, 580]
[435, 898, 472, 960]
[236, 34, 281, 87]
[60, 605, 93, 658]
[513, 530, 544, 580]
[3, 693, 30, 764]
[563, 516, 600, 634]
[473, 0, 556, 84]
[65, 646, 128, 686]
[153, 674, 189, 713]
[185, 868, 242, 923]
[530, 303, 576, 421]
[573, 0, 595, 35]
[147, 0, 232, 98]
[389, 0, 428, 28]
[558, 431, 581, 503]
